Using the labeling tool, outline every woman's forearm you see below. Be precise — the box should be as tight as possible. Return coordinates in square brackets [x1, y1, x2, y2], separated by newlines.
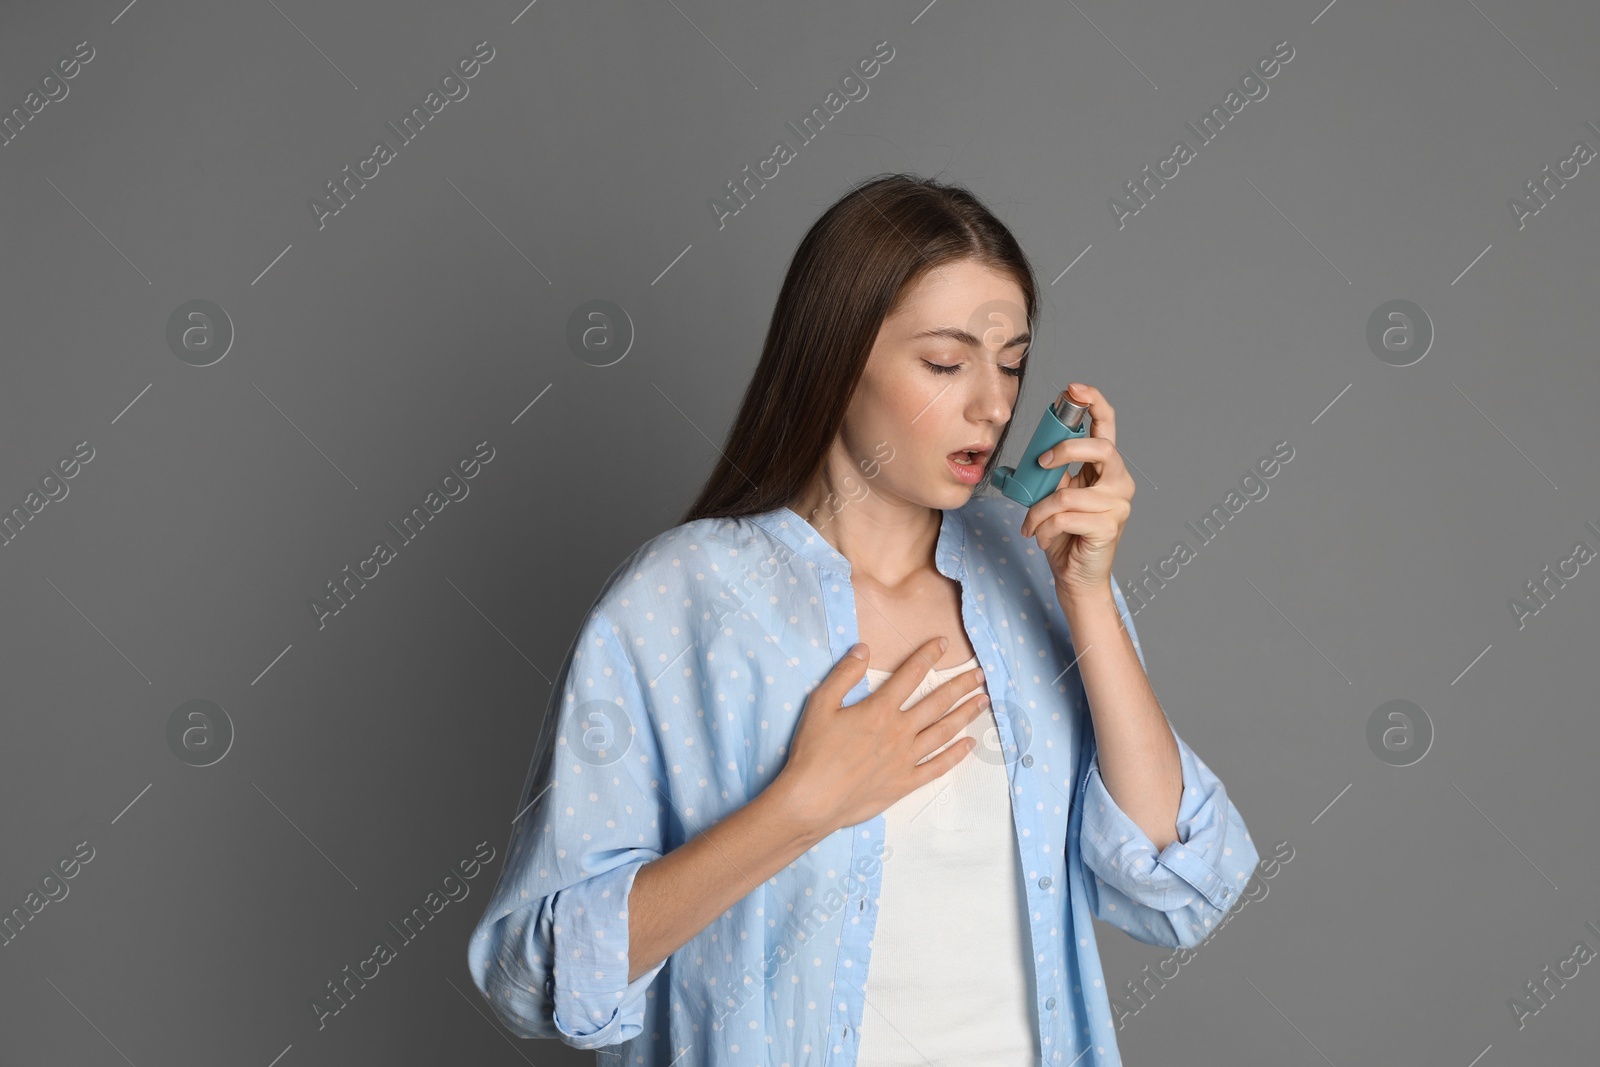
[1060, 581, 1183, 850]
[627, 778, 827, 984]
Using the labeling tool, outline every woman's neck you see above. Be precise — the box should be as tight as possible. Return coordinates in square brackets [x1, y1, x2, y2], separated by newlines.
[791, 491, 942, 589]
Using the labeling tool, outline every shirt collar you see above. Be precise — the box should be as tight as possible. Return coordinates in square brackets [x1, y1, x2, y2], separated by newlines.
[749, 502, 968, 582]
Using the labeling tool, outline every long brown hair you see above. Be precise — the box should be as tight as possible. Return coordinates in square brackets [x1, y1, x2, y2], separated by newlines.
[679, 172, 1040, 525]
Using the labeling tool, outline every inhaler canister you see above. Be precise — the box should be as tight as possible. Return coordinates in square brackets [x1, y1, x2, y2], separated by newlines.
[1051, 390, 1090, 432]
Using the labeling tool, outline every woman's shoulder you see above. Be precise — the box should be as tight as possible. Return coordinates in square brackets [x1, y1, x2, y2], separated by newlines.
[957, 492, 1077, 598]
[588, 511, 785, 623]
[959, 491, 1027, 532]
[955, 492, 1031, 570]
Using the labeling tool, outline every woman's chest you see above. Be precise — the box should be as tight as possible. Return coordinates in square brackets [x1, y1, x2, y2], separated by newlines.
[853, 573, 978, 674]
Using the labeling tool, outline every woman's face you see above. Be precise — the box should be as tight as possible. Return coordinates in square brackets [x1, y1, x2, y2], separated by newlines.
[836, 258, 1028, 511]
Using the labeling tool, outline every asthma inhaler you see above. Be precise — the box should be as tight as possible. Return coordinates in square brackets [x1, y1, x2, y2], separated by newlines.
[987, 389, 1091, 506]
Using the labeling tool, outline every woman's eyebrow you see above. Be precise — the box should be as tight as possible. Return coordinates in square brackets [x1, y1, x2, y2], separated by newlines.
[910, 325, 1031, 349]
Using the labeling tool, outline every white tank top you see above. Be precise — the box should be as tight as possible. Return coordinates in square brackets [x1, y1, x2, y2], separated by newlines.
[853, 654, 1039, 1066]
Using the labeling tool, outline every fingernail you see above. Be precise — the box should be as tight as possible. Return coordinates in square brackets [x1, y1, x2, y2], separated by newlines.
[939, 637, 949, 652]
[849, 642, 866, 659]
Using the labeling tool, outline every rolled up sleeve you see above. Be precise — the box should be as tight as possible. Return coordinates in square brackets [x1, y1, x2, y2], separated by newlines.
[467, 605, 671, 1048]
[1079, 737, 1258, 949]
[548, 856, 666, 1045]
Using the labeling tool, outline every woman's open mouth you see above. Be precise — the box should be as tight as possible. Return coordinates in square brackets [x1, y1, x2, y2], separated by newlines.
[946, 449, 990, 485]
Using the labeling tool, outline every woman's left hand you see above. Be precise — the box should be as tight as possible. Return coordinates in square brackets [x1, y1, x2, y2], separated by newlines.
[1018, 383, 1135, 603]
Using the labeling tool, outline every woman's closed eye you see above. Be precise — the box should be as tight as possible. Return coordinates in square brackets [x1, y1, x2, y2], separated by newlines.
[923, 359, 1024, 378]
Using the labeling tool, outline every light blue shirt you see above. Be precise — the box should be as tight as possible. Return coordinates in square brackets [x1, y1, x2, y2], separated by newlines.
[467, 492, 1259, 1066]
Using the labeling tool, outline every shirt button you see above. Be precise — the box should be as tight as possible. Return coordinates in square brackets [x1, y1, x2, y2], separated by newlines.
[1039, 876, 1052, 889]
[1045, 996, 1057, 1010]
[1021, 754, 1033, 767]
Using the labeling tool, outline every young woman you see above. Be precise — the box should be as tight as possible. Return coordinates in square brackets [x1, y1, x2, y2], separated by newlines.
[467, 174, 1258, 1067]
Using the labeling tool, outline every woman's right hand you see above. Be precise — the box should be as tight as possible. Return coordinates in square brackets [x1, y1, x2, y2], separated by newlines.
[773, 636, 990, 838]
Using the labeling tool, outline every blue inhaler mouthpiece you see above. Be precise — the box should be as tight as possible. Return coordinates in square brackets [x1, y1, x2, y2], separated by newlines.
[987, 390, 1091, 506]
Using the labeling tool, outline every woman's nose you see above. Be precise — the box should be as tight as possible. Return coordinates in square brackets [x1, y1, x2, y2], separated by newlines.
[971, 364, 1015, 421]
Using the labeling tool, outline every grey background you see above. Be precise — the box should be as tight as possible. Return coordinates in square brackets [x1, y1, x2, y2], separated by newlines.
[2, 0, 1596, 1064]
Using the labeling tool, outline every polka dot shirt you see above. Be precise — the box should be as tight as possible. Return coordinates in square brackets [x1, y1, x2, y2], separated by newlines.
[465, 493, 1261, 1066]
